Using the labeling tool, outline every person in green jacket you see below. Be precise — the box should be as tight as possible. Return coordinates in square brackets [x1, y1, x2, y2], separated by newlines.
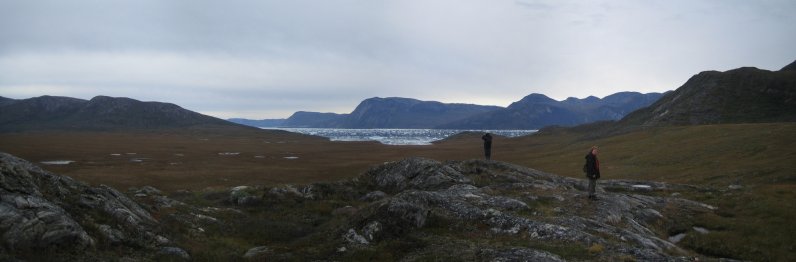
[585, 146, 600, 200]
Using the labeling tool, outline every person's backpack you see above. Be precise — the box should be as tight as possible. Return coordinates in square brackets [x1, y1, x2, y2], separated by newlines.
[583, 163, 588, 174]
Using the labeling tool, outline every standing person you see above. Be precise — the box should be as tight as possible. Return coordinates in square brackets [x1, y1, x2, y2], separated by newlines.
[481, 133, 493, 160]
[584, 146, 600, 200]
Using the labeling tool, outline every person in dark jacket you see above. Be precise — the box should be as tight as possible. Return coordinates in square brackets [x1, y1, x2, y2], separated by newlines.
[481, 133, 493, 160]
[585, 146, 600, 200]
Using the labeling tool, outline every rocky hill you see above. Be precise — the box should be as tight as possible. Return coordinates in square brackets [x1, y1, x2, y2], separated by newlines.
[329, 97, 502, 128]
[0, 95, 252, 132]
[439, 92, 664, 129]
[260, 97, 501, 129]
[620, 61, 796, 126]
[282, 111, 346, 127]
[1, 152, 721, 261]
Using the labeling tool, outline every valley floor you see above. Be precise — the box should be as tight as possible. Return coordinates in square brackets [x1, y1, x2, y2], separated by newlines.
[1, 122, 794, 261]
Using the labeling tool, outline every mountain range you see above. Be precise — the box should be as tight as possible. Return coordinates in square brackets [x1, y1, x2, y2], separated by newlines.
[3, 59, 794, 133]
[231, 92, 664, 130]
[438, 92, 664, 129]
[0, 95, 251, 132]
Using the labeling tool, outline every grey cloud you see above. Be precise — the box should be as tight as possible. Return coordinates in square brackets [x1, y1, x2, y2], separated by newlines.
[1, 0, 795, 119]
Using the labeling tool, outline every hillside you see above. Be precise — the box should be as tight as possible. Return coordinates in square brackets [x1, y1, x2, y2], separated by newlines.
[227, 118, 286, 128]
[439, 92, 664, 129]
[0, 95, 252, 132]
[781, 59, 796, 71]
[619, 63, 796, 126]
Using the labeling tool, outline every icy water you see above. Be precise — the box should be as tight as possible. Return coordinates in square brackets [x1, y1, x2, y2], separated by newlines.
[268, 128, 537, 145]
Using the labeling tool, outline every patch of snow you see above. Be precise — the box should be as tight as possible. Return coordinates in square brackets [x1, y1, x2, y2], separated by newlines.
[40, 160, 75, 165]
[110, 153, 122, 156]
[693, 227, 710, 234]
[218, 152, 240, 156]
[699, 203, 717, 210]
[668, 233, 687, 243]
[283, 156, 299, 160]
[631, 184, 652, 189]
[254, 155, 265, 158]
[463, 193, 482, 199]
[657, 110, 669, 118]
[232, 186, 250, 191]
[343, 229, 369, 245]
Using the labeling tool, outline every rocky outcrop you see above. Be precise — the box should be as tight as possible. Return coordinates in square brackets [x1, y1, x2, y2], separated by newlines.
[341, 158, 715, 261]
[0, 152, 169, 260]
[243, 246, 273, 260]
[359, 157, 471, 193]
[157, 246, 191, 260]
[229, 186, 262, 206]
[1, 152, 722, 261]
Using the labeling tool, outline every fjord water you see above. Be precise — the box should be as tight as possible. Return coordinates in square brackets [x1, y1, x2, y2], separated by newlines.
[268, 128, 537, 145]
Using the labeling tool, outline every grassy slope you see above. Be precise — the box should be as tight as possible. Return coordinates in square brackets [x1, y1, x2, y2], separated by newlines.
[484, 123, 796, 261]
[491, 123, 796, 186]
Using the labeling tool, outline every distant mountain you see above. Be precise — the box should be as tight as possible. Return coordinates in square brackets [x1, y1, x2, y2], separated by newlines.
[328, 97, 502, 128]
[282, 111, 347, 128]
[0, 96, 16, 106]
[439, 92, 664, 129]
[619, 62, 796, 126]
[227, 118, 286, 128]
[268, 98, 502, 129]
[781, 59, 796, 71]
[0, 95, 252, 132]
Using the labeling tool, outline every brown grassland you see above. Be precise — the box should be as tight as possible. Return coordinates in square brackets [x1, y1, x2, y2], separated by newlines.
[1, 122, 794, 261]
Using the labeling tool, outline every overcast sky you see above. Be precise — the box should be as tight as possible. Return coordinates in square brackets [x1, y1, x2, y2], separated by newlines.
[1, 0, 794, 118]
